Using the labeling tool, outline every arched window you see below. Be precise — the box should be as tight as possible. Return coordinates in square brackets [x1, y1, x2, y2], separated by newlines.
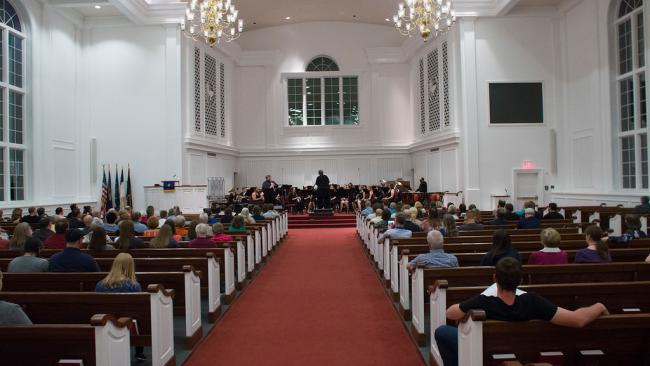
[614, 0, 647, 189]
[306, 56, 339, 72]
[0, 0, 25, 201]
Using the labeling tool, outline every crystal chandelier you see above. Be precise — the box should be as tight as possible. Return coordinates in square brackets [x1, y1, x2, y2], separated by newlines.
[181, 0, 244, 47]
[392, 0, 456, 42]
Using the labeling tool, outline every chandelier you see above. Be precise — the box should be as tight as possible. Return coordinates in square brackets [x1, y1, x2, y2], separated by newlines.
[392, 0, 456, 42]
[181, 0, 244, 47]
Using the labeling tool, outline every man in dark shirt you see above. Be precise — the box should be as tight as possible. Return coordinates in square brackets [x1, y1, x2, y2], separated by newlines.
[32, 217, 54, 242]
[517, 208, 542, 229]
[504, 203, 520, 221]
[635, 196, 650, 213]
[485, 208, 509, 226]
[48, 229, 100, 272]
[68, 208, 84, 229]
[20, 207, 41, 224]
[315, 170, 330, 209]
[434, 257, 609, 366]
[261, 175, 278, 204]
[543, 202, 565, 220]
[416, 177, 428, 193]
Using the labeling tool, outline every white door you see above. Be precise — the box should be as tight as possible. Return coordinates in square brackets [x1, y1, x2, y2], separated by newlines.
[513, 169, 543, 209]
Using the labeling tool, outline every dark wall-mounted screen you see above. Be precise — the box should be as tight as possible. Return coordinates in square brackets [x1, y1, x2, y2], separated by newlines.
[489, 82, 543, 124]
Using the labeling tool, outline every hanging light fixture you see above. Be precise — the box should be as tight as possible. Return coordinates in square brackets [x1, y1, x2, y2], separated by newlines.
[392, 0, 456, 42]
[181, 0, 244, 47]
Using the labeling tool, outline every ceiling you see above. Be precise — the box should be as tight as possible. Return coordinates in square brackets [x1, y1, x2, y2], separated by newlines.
[514, 0, 566, 7]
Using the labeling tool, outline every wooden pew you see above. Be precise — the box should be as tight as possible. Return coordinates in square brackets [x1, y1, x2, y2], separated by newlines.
[456, 311, 650, 366]
[428, 281, 650, 366]
[408, 262, 650, 345]
[2, 269, 203, 349]
[0, 314, 133, 366]
[0, 286, 175, 366]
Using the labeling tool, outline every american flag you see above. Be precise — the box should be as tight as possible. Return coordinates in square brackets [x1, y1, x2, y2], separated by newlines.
[101, 166, 108, 214]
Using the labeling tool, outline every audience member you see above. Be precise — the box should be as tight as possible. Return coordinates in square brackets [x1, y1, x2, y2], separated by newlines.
[9, 222, 32, 252]
[7, 238, 49, 272]
[175, 216, 188, 237]
[67, 204, 78, 219]
[408, 230, 458, 271]
[150, 225, 179, 248]
[144, 217, 160, 237]
[485, 208, 509, 226]
[87, 226, 115, 253]
[576, 225, 611, 263]
[32, 217, 54, 242]
[44, 219, 69, 250]
[252, 206, 265, 221]
[360, 201, 373, 217]
[142, 206, 155, 224]
[189, 224, 217, 248]
[616, 214, 647, 243]
[458, 209, 485, 231]
[635, 196, 650, 213]
[220, 208, 234, 224]
[20, 207, 40, 224]
[409, 207, 423, 226]
[421, 209, 442, 232]
[197, 213, 209, 225]
[131, 212, 148, 234]
[187, 219, 199, 240]
[68, 208, 84, 229]
[48, 229, 101, 272]
[517, 208, 541, 229]
[158, 209, 168, 227]
[403, 209, 422, 232]
[373, 210, 391, 229]
[82, 214, 93, 229]
[480, 230, 521, 266]
[369, 208, 384, 226]
[263, 204, 280, 219]
[10, 208, 22, 223]
[504, 203, 519, 221]
[435, 257, 609, 366]
[440, 214, 459, 237]
[0, 271, 32, 325]
[447, 206, 459, 220]
[103, 211, 119, 233]
[54, 207, 65, 219]
[211, 223, 233, 243]
[229, 215, 247, 233]
[543, 203, 564, 220]
[377, 213, 412, 242]
[239, 207, 256, 224]
[114, 220, 145, 250]
[36, 207, 46, 218]
[164, 220, 182, 242]
[528, 228, 568, 265]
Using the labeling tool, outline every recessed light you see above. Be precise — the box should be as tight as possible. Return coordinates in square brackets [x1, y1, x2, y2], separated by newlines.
[285, 16, 291, 20]
[385, 18, 390, 22]
[94, 5, 102, 9]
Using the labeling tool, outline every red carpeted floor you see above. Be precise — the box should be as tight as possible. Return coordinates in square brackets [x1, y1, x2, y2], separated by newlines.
[184, 228, 425, 366]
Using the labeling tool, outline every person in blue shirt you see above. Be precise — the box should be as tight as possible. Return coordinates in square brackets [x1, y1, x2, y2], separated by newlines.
[636, 196, 650, 213]
[48, 229, 101, 272]
[377, 213, 413, 243]
[360, 201, 373, 217]
[408, 230, 459, 271]
[251, 205, 265, 221]
[131, 212, 148, 234]
[517, 208, 541, 229]
[102, 211, 119, 234]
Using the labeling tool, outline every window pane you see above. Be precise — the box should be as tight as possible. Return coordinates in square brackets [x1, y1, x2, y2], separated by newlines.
[619, 20, 633, 75]
[324, 78, 340, 125]
[642, 134, 649, 188]
[306, 78, 321, 125]
[0, 29, 3, 83]
[622, 135, 637, 188]
[9, 91, 22, 144]
[288, 78, 303, 126]
[8, 33, 22, 88]
[9, 148, 24, 201]
[0, 148, 4, 201]
[0, 88, 4, 142]
[638, 13, 645, 67]
[342, 77, 359, 125]
[641, 74, 647, 128]
[620, 78, 635, 131]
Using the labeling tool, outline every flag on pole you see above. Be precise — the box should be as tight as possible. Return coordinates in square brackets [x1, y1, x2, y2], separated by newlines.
[119, 167, 126, 209]
[107, 167, 113, 210]
[114, 164, 121, 210]
[126, 165, 133, 207]
[101, 166, 108, 214]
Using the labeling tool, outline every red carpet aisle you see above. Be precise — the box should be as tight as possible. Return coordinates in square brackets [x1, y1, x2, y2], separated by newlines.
[184, 228, 425, 366]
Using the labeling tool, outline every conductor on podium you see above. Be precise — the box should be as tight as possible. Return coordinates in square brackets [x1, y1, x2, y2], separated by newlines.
[315, 170, 330, 209]
[417, 177, 428, 193]
[262, 175, 278, 204]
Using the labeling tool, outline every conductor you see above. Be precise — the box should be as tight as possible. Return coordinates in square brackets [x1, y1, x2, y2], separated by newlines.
[314, 170, 331, 209]
[262, 175, 278, 204]
[416, 177, 428, 193]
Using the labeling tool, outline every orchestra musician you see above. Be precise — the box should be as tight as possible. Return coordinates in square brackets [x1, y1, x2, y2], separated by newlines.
[251, 187, 263, 202]
[314, 170, 331, 209]
[262, 175, 278, 204]
[417, 177, 428, 193]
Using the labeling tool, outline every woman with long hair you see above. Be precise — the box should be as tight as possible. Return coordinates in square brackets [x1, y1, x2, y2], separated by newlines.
[10, 208, 22, 224]
[229, 215, 247, 233]
[576, 225, 611, 263]
[150, 225, 179, 248]
[480, 230, 521, 266]
[87, 226, 115, 253]
[239, 207, 256, 225]
[9, 223, 32, 252]
[421, 208, 442, 232]
[439, 214, 459, 237]
[114, 220, 144, 250]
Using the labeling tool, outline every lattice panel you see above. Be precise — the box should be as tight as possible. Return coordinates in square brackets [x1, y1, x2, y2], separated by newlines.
[219, 62, 226, 138]
[193, 47, 202, 133]
[442, 41, 450, 127]
[204, 53, 218, 136]
[419, 58, 426, 135]
[427, 49, 441, 131]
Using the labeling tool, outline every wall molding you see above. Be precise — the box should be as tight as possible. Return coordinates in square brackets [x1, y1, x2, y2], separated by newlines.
[184, 137, 239, 157]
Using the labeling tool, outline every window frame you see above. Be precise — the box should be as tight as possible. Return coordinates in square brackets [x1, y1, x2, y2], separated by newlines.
[614, 0, 649, 190]
[282, 71, 361, 128]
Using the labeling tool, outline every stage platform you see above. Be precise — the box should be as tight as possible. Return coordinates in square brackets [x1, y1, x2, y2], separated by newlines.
[288, 213, 356, 229]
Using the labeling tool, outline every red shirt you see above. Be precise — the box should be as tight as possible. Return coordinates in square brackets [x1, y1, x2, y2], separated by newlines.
[188, 237, 217, 248]
[44, 233, 67, 250]
[211, 233, 233, 243]
[528, 250, 568, 265]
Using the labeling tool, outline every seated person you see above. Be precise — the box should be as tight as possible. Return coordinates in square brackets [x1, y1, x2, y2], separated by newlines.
[576, 225, 611, 263]
[174, 216, 188, 237]
[485, 208, 509, 226]
[32, 217, 55, 243]
[435, 257, 609, 366]
[504, 203, 520, 221]
[542, 202, 564, 220]
[635, 195, 650, 213]
[144, 217, 160, 237]
[87, 226, 115, 253]
[95, 253, 142, 292]
[8, 238, 49, 272]
[48, 229, 101, 272]
[189, 224, 217, 248]
[408, 230, 458, 271]
[616, 214, 647, 243]
[149, 225, 179, 248]
[0, 271, 32, 325]
[103, 211, 119, 233]
[480, 230, 521, 266]
[158, 210, 168, 227]
[360, 201, 373, 217]
[369, 209, 384, 226]
[458, 209, 485, 231]
[372, 210, 391, 230]
[212, 223, 233, 242]
[420, 209, 442, 232]
[113, 220, 145, 250]
[440, 214, 459, 237]
[377, 213, 413, 242]
[528, 228, 568, 265]
[131, 212, 148, 234]
[239, 208, 256, 225]
[263, 204, 280, 219]
[44, 219, 68, 250]
[228, 215, 247, 233]
[251, 205, 265, 221]
[517, 208, 541, 229]
[9, 223, 33, 252]
[220, 208, 234, 224]
[20, 206, 41, 224]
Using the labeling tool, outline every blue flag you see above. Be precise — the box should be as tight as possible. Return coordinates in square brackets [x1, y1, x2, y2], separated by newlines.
[114, 164, 121, 210]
